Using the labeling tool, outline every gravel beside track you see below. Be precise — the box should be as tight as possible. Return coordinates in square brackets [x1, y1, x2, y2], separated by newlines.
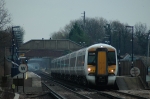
[39, 71, 150, 99]
[43, 80, 91, 99]
[39, 71, 112, 99]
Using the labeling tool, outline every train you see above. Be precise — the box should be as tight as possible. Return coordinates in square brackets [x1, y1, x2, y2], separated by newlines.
[51, 43, 118, 86]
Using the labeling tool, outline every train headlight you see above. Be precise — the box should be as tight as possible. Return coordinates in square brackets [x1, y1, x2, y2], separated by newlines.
[88, 66, 95, 75]
[111, 69, 114, 72]
[88, 68, 91, 71]
[108, 65, 116, 74]
[109, 69, 115, 73]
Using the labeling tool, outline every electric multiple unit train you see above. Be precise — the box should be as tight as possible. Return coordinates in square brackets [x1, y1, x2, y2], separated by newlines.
[51, 43, 118, 86]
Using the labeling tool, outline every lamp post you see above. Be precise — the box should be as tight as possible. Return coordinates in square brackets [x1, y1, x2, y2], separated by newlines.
[115, 30, 121, 75]
[4, 41, 6, 77]
[12, 26, 20, 66]
[113, 29, 121, 75]
[104, 24, 111, 45]
[147, 30, 150, 58]
[126, 26, 134, 68]
[11, 26, 20, 77]
[118, 30, 122, 75]
[147, 30, 150, 75]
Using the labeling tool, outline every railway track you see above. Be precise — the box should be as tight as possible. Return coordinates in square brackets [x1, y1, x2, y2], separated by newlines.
[42, 82, 68, 99]
[42, 75, 94, 99]
[36, 71, 149, 99]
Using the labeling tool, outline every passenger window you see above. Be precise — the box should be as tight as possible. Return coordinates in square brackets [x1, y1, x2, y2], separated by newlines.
[88, 52, 96, 65]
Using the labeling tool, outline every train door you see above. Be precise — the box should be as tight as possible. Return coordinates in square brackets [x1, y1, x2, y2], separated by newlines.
[95, 48, 108, 85]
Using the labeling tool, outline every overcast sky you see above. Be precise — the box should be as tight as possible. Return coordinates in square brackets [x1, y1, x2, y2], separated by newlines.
[5, 0, 150, 43]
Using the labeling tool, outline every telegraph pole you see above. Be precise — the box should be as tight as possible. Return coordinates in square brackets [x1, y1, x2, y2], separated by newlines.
[81, 11, 85, 31]
[107, 24, 111, 45]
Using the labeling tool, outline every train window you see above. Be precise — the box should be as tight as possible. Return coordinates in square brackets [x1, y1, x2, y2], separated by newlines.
[56, 60, 59, 68]
[51, 62, 54, 68]
[88, 52, 96, 65]
[64, 59, 67, 67]
[76, 55, 85, 66]
[58, 60, 61, 68]
[76, 56, 81, 66]
[54, 61, 56, 68]
[64, 55, 69, 67]
[56, 60, 58, 68]
[70, 57, 76, 67]
[62, 59, 65, 67]
[82, 55, 85, 66]
[65, 58, 69, 67]
[148, 67, 150, 75]
[60, 58, 65, 67]
[60, 59, 62, 68]
[108, 51, 116, 65]
[88, 51, 116, 65]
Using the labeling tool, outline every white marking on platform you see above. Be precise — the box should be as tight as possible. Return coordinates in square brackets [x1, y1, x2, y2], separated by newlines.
[13, 93, 19, 99]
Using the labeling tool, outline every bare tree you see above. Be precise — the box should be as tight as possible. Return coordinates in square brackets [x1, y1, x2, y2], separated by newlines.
[51, 22, 74, 39]
[51, 17, 107, 44]
[134, 22, 148, 55]
[51, 29, 67, 39]
[0, 0, 11, 30]
[135, 22, 147, 34]
[0, 30, 12, 76]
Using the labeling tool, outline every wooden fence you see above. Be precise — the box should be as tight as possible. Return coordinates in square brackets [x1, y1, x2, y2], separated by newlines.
[119, 60, 147, 84]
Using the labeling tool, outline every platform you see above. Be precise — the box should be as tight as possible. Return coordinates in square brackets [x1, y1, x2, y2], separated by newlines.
[146, 75, 150, 87]
[116, 76, 146, 90]
[13, 72, 42, 93]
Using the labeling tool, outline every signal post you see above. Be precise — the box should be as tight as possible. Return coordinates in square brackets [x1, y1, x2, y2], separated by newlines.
[18, 64, 28, 93]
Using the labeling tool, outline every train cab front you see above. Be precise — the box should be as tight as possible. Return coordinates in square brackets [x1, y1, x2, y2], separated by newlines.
[87, 46, 117, 86]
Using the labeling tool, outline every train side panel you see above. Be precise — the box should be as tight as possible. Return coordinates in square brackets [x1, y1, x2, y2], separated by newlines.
[64, 54, 70, 75]
[75, 49, 86, 76]
[69, 52, 77, 75]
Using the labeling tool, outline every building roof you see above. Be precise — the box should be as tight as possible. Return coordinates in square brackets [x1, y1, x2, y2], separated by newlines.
[25, 49, 65, 58]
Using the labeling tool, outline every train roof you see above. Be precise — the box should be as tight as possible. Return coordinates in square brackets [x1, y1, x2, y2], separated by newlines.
[51, 43, 116, 61]
[87, 43, 116, 50]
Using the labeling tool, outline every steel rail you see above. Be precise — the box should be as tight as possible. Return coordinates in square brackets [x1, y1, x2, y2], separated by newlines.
[39, 71, 124, 99]
[42, 82, 65, 99]
[41, 75, 92, 99]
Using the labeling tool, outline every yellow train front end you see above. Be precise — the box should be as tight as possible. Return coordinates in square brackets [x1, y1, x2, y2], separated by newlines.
[85, 44, 118, 86]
